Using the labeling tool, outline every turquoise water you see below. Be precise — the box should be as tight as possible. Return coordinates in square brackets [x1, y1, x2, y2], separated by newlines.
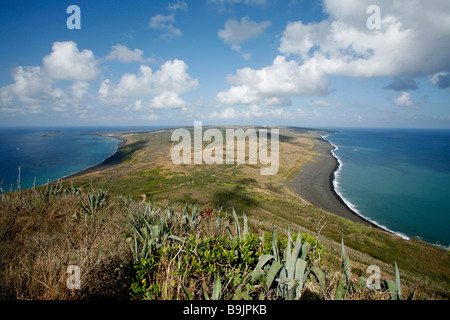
[0, 126, 166, 191]
[323, 128, 450, 247]
[2, 126, 449, 247]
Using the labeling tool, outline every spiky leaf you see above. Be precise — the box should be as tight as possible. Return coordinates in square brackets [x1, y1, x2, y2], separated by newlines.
[266, 261, 283, 289]
[394, 262, 402, 300]
[212, 276, 222, 300]
[308, 265, 326, 292]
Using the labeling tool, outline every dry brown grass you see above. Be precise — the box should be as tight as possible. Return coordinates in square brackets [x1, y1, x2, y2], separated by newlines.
[2, 126, 448, 300]
[0, 185, 132, 300]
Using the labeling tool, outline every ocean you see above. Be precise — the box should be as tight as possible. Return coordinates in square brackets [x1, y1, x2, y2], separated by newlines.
[0, 126, 166, 192]
[1, 126, 449, 247]
[323, 128, 450, 248]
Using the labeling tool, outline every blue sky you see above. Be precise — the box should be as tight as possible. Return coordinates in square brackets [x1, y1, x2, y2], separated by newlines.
[0, 0, 449, 128]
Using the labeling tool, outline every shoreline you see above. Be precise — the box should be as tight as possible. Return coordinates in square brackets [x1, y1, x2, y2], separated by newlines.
[49, 129, 166, 184]
[62, 135, 127, 180]
[65, 128, 379, 231]
[290, 133, 380, 229]
[323, 134, 411, 239]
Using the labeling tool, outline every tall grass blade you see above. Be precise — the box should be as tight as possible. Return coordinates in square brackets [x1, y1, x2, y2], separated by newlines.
[394, 262, 402, 300]
[243, 214, 248, 240]
[340, 238, 351, 284]
[232, 208, 241, 238]
[271, 227, 279, 262]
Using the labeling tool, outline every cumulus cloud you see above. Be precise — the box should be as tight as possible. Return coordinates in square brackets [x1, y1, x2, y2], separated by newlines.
[43, 41, 99, 81]
[150, 91, 187, 109]
[394, 92, 418, 109]
[105, 44, 155, 63]
[0, 41, 96, 113]
[218, 16, 271, 59]
[149, 13, 182, 38]
[0, 66, 52, 105]
[280, 0, 450, 78]
[217, 55, 330, 105]
[99, 59, 198, 109]
[217, 0, 450, 108]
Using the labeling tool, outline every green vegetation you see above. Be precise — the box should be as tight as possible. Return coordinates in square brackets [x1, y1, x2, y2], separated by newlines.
[0, 127, 448, 300]
[0, 184, 426, 300]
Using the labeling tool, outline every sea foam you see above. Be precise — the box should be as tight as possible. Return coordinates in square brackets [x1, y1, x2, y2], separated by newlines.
[320, 133, 410, 240]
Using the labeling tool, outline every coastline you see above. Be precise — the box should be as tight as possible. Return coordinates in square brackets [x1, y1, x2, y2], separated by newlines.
[62, 135, 127, 180]
[49, 128, 166, 184]
[290, 133, 380, 229]
[64, 128, 379, 230]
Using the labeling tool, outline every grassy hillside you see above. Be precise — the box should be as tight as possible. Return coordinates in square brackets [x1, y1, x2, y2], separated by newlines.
[0, 126, 448, 299]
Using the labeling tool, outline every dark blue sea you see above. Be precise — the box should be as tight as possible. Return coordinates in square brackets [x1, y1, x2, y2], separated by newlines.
[323, 128, 450, 247]
[0, 126, 167, 192]
[1, 126, 449, 247]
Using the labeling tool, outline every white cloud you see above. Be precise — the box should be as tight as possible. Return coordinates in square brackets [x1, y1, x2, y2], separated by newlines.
[208, 0, 273, 6]
[71, 82, 90, 100]
[0, 41, 102, 116]
[309, 100, 331, 107]
[430, 72, 450, 89]
[218, 0, 450, 108]
[218, 16, 271, 59]
[168, 0, 188, 12]
[0, 66, 52, 105]
[217, 55, 330, 105]
[43, 41, 99, 81]
[99, 60, 198, 108]
[149, 13, 182, 38]
[105, 44, 155, 63]
[394, 92, 418, 109]
[208, 104, 294, 120]
[280, 0, 450, 78]
[279, 20, 329, 60]
[209, 107, 239, 119]
[150, 91, 187, 109]
[219, 16, 271, 44]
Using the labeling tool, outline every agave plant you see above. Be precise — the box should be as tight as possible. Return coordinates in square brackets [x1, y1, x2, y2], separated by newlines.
[226, 208, 249, 240]
[77, 189, 108, 216]
[250, 227, 325, 300]
[335, 237, 352, 300]
[126, 202, 183, 263]
[380, 262, 416, 300]
[182, 203, 201, 230]
[202, 276, 223, 300]
[38, 180, 64, 203]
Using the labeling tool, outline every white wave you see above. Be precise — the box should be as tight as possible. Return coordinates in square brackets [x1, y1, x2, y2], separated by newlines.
[321, 133, 410, 241]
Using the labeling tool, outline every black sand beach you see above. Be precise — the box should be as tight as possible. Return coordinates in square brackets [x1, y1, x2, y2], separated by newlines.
[64, 128, 377, 229]
[290, 134, 378, 228]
